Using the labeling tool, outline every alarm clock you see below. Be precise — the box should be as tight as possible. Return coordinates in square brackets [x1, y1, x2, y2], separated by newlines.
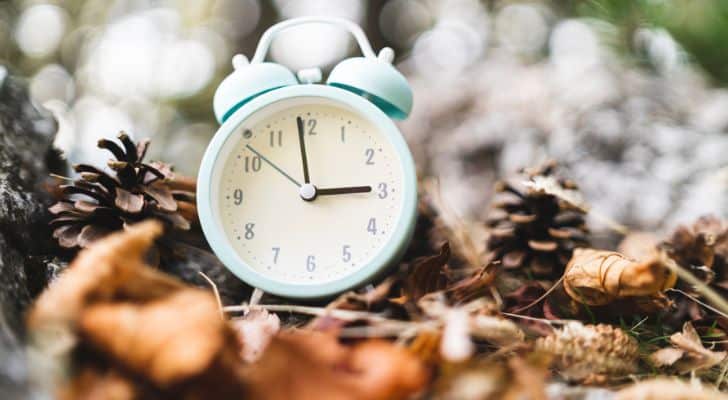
[197, 17, 417, 299]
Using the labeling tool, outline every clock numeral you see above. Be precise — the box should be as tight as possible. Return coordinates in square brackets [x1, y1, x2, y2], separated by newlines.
[340, 126, 345, 143]
[365, 148, 375, 165]
[232, 189, 243, 205]
[377, 183, 388, 199]
[269, 130, 282, 147]
[272, 247, 280, 264]
[367, 218, 377, 235]
[300, 118, 317, 135]
[244, 155, 261, 172]
[342, 245, 352, 262]
[306, 255, 316, 272]
[244, 223, 255, 239]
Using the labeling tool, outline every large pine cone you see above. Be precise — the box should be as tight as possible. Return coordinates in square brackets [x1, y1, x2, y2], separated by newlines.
[535, 322, 639, 382]
[485, 162, 589, 280]
[49, 132, 196, 249]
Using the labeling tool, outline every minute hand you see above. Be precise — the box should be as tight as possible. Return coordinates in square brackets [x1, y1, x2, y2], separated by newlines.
[317, 186, 372, 196]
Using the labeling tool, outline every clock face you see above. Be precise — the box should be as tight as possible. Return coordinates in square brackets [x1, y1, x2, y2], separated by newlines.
[210, 96, 405, 285]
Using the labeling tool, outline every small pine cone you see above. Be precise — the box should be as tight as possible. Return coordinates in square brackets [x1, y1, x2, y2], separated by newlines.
[661, 215, 728, 286]
[535, 322, 638, 382]
[485, 161, 589, 279]
[49, 132, 196, 249]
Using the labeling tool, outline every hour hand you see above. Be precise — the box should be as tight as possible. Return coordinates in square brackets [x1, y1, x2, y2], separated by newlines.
[316, 186, 372, 196]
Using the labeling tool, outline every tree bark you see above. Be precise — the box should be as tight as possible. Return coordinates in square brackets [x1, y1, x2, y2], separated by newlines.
[0, 68, 64, 398]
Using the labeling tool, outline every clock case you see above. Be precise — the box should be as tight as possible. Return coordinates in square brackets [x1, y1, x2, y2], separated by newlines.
[197, 17, 417, 299]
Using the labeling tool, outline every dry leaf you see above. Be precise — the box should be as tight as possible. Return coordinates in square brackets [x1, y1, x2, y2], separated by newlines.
[231, 309, 281, 363]
[79, 290, 230, 386]
[28, 221, 247, 398]
[649, 322, 727, 374]
[243, 330, 428, 400]
[563, 248, 677, 306]
[404, 243, 450, 301]
[58, 365, 141, 400]
[615, 378, 728, 400]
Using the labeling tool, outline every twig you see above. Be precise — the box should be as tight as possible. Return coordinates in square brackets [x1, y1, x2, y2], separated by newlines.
[249, 288, 264, 307]
[197, 271, 223, 320]
[339, 321, 439, 339]
[224, 303, 390, 322]
[588, 209, 631, 236]
[425, 178, 487, 270]
[716, 360, 728, 390]
[668, 288, 728, 320]
[630, 316, 649, 333]
[510, 276, 565, 313]
[501, 312, 571, 325]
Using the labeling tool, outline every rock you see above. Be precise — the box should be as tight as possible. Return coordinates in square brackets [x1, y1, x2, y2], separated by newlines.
[0, 69, 63, 398]
[160, 242, 252, 305]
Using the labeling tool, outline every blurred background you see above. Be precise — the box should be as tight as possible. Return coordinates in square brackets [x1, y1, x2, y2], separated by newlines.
[1, 0, 727, 238]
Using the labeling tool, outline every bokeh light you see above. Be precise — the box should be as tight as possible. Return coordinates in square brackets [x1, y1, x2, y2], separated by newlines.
[0, 0, 724, 231]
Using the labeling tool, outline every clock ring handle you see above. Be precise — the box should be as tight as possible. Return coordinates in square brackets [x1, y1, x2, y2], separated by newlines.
[250, 16, 380, 64]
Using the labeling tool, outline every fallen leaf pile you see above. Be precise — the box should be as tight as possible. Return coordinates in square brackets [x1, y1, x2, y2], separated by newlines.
[29, 221, 428, 400]
[29, 156, 728, 399]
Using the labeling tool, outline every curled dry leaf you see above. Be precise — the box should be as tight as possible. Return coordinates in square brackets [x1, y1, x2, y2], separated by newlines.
[563, 248, 677, 306]
[649, 322, 727, 374]
[243, 330, 428, 400]
[28, 221, 246, 398]
[231, 309, 281, 363]
[614, 378, 728, 400]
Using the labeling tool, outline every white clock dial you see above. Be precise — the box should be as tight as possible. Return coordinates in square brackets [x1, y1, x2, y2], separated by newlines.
[212, 97, 404, 285]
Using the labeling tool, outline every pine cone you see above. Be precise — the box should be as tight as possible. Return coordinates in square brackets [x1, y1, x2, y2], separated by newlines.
[662, 215, 728, 287]
[485, 161, 589, 279]
[49, 132, 196, 249]
[535, 322, 638, 382]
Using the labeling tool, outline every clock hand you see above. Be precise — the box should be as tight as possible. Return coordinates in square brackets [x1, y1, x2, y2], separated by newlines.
[317, 186, 372, 196]
[245, 144, 301, 187]
[296, 116, 311, 184]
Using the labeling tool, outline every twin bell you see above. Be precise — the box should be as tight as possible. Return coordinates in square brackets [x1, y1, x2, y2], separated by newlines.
[213, 17, 412, 124]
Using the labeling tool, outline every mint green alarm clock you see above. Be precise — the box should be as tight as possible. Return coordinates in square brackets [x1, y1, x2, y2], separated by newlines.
[197, 17, 416, 299]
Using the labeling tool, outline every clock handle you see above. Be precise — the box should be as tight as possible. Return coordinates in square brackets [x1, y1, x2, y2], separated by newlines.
[250, 16, 381, 64]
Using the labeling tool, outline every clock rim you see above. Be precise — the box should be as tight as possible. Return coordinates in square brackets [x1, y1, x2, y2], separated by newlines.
[197, 84, 417, 299]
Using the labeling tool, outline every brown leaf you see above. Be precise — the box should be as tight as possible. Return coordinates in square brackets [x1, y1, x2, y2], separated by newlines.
[650, 322, 727, 374]
[79, 290, 229, 386]
[29, 221, 247, 398]
[563, 248, 677, 306]
[403, 243, 450, 301]
[243, 330, 428, 400]
[58, 365, 141, 400]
